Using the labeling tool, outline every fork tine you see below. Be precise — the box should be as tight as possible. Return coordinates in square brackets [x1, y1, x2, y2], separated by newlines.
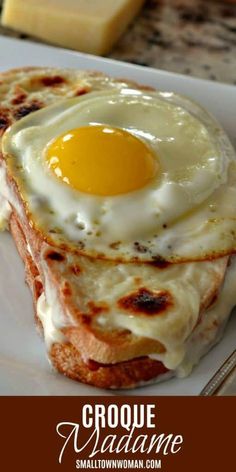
[200, 350, 236, 396]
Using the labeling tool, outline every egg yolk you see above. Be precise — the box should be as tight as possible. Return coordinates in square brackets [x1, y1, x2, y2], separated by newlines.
[45, 125, 157, 196]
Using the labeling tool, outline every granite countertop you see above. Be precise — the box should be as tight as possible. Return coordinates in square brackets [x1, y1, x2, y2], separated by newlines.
[0, 0, 235, 85]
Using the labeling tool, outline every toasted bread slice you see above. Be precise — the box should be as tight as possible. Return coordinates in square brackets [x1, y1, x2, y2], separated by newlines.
[0, 67, 230, 389]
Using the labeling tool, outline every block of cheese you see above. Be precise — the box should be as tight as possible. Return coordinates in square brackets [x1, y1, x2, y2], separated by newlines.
[1, 0, 145, 55]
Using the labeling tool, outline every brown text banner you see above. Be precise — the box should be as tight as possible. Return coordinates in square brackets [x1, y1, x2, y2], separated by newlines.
[0, 396, 235, 472]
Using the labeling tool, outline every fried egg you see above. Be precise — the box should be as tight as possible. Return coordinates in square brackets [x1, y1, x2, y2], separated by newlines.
[2, 86, 236, 262]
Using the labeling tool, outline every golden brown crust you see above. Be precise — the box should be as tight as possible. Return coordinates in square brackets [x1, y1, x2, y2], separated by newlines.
[50, 343, 169, 390]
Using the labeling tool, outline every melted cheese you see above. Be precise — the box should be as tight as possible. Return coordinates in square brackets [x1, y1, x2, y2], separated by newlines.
[37, 291, 65, 347]
[38, 265, 73, 348]
[151, 258, 236, 375]
[37, 256, 236, 377]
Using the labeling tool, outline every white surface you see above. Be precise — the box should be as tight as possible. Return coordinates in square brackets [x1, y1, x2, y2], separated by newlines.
[0, 36, 236, 396]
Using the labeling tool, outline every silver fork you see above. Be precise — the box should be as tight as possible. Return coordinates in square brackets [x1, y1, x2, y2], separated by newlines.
[200, 350, 236, 396]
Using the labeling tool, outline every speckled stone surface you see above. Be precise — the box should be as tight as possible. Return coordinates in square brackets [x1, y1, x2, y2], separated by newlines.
[0, 0, 235, 84]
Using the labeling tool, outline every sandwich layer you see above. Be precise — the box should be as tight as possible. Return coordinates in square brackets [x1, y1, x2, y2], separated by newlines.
[8, 209, 236, 388]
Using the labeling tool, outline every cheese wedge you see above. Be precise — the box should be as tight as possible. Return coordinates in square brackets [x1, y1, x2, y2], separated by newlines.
[1, 0, 145, 55]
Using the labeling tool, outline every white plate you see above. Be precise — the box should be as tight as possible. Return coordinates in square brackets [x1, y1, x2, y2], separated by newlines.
[0, 36, 236, 396]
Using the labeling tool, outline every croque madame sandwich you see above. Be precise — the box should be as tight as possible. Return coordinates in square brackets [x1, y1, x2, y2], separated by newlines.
[0, 67, 236, 389]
